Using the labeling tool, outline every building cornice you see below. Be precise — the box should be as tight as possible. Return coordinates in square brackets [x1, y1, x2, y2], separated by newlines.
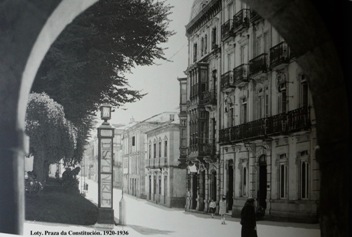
[186, 0, 221, 37]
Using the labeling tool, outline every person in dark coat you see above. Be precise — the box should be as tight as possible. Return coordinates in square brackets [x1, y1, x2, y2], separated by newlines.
[240, 198, 257, 237]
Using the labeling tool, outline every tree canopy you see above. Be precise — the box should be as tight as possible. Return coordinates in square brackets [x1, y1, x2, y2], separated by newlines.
[31, 0, 174, 163]
[25, 93, 77, 181]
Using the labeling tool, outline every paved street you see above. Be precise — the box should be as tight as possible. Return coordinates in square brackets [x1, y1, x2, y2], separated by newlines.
[23, 178, 321, 237]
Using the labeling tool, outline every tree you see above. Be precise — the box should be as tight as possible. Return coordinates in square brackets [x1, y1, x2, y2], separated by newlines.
[31, 0, 174, 163]
[25, 93, 77, 182]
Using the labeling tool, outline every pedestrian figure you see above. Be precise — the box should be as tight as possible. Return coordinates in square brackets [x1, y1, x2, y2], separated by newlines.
[219, 196, 227, 224]
[240, 198, 257, 237]
[209, 199, 216, 218]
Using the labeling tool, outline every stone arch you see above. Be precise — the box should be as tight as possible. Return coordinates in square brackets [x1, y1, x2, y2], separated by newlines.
[0, 0, 349, 236]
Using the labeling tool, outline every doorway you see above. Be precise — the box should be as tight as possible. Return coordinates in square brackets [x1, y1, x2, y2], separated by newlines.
[192, 174, 198, 209]
[258, 155, 267, 210]
[227, 160, 233, 211]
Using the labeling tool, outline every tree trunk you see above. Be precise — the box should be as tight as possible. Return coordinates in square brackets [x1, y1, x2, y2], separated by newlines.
[32, 150, 45, 182]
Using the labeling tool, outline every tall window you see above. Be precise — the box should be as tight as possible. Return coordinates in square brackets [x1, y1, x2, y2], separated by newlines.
[132, 136, 136, 146]
[193, 43, 198, 62]
[242, 166, 247, 196]
[148, 143, 151, 159]
[159, 140, 162, 157]
[201, 37, 204, 56]
[255, 35, 262, 57]
[164, 140, 168, 157]
[228, 108, 234, 127]
[211, 27, 217, 49]
[240, 97, 247, 124]
[263, 31, 270, 54]
[159, 176, 162, 194]
[153, 142, 156, 158]
[299, 74, 308, 108]
[279, 154, 288, 199]
[300, 150, 309, 199]
[278, 78, 287, 114]
[204, 34, 208, 54]
[265, 87, 269, 117]
[240, 45, 245, 64]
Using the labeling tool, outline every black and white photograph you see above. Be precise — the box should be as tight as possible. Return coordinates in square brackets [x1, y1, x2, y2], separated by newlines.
[0, 0, 350, 237]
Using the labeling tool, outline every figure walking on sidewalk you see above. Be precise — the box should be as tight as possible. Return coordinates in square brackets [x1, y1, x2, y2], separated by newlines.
[240, 198, 257, 237]
[219, 196, 227, 224]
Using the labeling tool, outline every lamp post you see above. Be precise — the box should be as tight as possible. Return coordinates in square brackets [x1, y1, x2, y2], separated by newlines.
[97, 104, 115, 224]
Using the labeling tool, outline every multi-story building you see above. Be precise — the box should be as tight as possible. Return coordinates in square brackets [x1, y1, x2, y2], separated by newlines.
[145, 118, 186, 208]
[112, 124, 124, 188]
[122, 112, 179, 199]
[182, 0, 320, 222]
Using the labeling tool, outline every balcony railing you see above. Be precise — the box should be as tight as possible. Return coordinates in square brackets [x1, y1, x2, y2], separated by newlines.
[270, 42, 290, 69]
[249, 53, 268, 76]
[221, 70, 235, 91]
[202, 91, 217, 106]
[287, 107, 310, 133]
[233, 9, 250, 34]
[266, 113, 287, 135]
[234, 64, 249, 86]
[250, 10, 263, 22]
[221, 19, 233, 41]
[219, 107, 310, 144]
[220, 128, 231, 144]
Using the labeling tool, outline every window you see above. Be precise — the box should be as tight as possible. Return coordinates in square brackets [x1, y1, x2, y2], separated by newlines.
[148, 143, 151, 159]
[204, 34, 208, 54]
[193, 43, 198, 62]
[164, 140, 168, 157]
[153, 143, 156, 158]
[228, 108, 234, 127]
[279, 154, 288, 199]
[265, 87, 269, 117]
[263, 32, 270, 54]
[240, 97, 247, 123]
[301, 161, 309, 199]
[299, 150, 309, 199]
[299, 74, 308, 108]
[240, 45, 245, 64]
[201, 37, 204, 56]
[159, 140, 162, 157]
[132, 136, 135, 146]
[211, 27, 217, 49]
[255, 35, 262, 57]
[159, 176, 162, 194]
[242, 166, 247, 196]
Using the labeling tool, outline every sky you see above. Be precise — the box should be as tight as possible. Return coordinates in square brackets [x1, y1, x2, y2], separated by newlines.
[110, 0, 193, 125]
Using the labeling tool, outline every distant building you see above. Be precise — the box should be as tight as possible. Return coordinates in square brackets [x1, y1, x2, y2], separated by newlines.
[145, 117, 186, 208]
[122, 112, 179, 199]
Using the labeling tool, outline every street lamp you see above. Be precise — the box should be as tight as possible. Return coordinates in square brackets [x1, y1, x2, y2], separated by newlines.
[97, 104, 115, 225]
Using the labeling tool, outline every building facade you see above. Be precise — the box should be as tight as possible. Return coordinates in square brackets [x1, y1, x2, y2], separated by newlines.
[145, 120, 186, 208]
[122, 112, 180, 199]
[182, 0, 320, 222]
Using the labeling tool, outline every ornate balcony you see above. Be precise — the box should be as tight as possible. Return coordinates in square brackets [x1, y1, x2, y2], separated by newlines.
[270, 42, 290, 69]
[219, 107, 310, 145]
[287, 107, 310, 133]
[233, 9, 250, 34]
[266, 113, 287, 136]
[221, 19, 233, 41]
[202, 91, 217, 106]
[233, 64, 249, 87]
[250, 10, 263, 22]
[249, 53, 268, 76]
[219, 127, 231, 144]
[221, 70, 235, 91]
